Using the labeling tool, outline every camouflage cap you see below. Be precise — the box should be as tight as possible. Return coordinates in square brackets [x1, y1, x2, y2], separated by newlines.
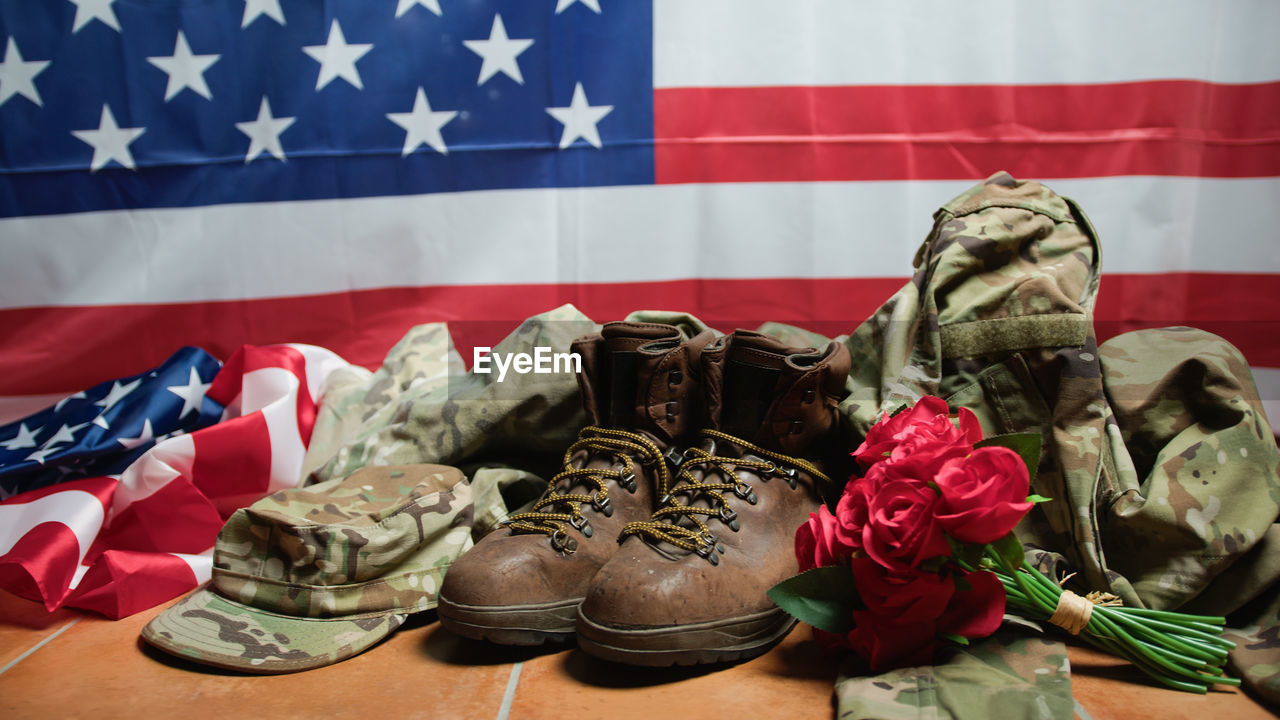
[142, 464, 474, 673]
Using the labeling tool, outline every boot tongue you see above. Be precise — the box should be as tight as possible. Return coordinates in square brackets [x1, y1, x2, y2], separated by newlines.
[600, 323, 684, 433]
[718, 332, 812, 447]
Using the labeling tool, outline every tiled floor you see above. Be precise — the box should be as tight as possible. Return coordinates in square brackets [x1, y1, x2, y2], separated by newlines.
[0, 589, 1273, 720]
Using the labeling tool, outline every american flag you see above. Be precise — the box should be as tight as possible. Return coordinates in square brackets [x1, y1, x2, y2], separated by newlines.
[0, 343, 351, 618]
[0, 1, 1277, 615]
[0, 346, 224, 500]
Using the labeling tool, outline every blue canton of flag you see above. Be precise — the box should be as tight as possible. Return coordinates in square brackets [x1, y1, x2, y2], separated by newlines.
[0, 347, 223, 499]
[0, 0, 654, 217]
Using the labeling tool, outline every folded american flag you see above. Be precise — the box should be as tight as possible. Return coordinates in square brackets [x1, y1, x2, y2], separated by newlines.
[0, 347, 224, 500]
[0, 343, 351, 619]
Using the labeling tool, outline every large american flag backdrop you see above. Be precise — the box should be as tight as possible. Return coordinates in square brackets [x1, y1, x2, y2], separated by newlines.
[0, 1, 1278, 616]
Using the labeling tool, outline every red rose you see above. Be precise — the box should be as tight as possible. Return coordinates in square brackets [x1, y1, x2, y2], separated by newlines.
[844, 559, 1005, 671]
[794, 505, 853, 571]
[937, 568, 1005, 640]
[846, 610, 939, 671]
[853, 396, 950, 467]
[934, 446, 1033, 544]
[833, 475, 871, 552]
[857, 464, 951, 572]
[852, 397, 981, 470]
[850, 556, 954, 624]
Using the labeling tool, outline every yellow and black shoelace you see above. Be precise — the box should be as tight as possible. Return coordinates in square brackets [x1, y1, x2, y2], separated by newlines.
[503, 426, 670, 553]
[618, 428, 829, 564]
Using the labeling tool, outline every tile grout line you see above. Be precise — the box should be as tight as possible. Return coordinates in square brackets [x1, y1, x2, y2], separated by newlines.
[0, 617, 82, 676]
[495, 661, 523, 720]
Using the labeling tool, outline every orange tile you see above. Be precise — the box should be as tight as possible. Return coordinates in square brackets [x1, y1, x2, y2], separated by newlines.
[0, 590, 92, 669]
[508, 625, 837, 720]
[2, 594, 1277, 720]
[0, 600, 512, 720]
[1067, 643, 1275, 720]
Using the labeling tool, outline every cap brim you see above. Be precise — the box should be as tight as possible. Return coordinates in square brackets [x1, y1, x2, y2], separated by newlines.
[141, 587, 405, 674]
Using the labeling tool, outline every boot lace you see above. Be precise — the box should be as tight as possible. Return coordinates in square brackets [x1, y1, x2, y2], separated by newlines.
[618, 428, 830, 564]
[503, 426, 670, 554]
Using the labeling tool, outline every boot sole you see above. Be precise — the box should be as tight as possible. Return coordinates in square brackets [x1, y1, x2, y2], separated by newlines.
[437, 596, 581, 646]
[575, 607, 797, 666]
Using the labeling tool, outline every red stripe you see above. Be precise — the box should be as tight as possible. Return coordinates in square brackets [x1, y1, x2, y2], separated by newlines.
[63, 549, 199, 620]
[654, 82, 1280, 183]
[191, 413, 277, 517]
[247, 345, 320, 444]
[209, 345, 318, 443]
[0, 522, 86, 610]
[90, 476, 225, 555]
[0, 477, 117, 609]
[0, 273, 1276, 396]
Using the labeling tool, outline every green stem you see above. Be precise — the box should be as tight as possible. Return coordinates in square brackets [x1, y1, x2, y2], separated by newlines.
[1110, 614, 1233, 649]
[1114, 606, 1227, 625]
[1101, 609, 1227, 663]
[991, 557, 1241, 691]
[1088, 607, 1236, 686]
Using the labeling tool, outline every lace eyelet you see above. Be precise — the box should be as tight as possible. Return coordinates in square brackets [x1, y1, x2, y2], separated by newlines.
[550, 529, 578, 554]
[590, 491, 613, 517]
[717, 505, 741, 532]
[662, 447, 685, 471]
[733, 480, 757, 505]
[570, 515, 593, 538]
[692, 530, 726, 564]
[618, 471, 637, 493]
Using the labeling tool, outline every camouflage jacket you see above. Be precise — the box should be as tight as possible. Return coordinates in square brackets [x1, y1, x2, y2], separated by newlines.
[830, 172, 1280, 718]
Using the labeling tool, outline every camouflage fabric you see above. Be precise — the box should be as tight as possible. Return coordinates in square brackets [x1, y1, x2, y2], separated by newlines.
[302, 305, 714, 535]
[303, 304, 595, 486]
[832, 172, 1280, 714]
[834, 622, 1073, 720]
[142, 464, 474, 673]
[302, 304, 598, 535]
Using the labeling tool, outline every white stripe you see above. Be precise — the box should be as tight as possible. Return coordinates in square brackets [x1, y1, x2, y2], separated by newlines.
[0, 489, 105, 562]
[1, 177, 1278, 308]
[173, 550, 214, 584]
[69, 562, 90, 590]
[113, 433, 193, 511]
[287, 343, 359, 403]
[654, 0, 1280, 87]
[248, 367, 308, 494]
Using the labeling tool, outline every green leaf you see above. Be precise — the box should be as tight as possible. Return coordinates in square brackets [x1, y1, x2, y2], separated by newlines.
[1026, 494, 1053, 504]
[975, 432, 1041, 483]
[767, 566, 860, 633]
[939, 632, 971, 646]
[990, 532, 1026, 572]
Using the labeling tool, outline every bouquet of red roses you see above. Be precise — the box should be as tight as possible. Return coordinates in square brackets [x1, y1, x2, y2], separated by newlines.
[769, 396, 1238, 693]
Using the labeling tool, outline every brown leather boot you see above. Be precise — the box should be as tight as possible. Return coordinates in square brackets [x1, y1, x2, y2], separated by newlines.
[576, 330, 850, 664]
[437, 322, 715, 645]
